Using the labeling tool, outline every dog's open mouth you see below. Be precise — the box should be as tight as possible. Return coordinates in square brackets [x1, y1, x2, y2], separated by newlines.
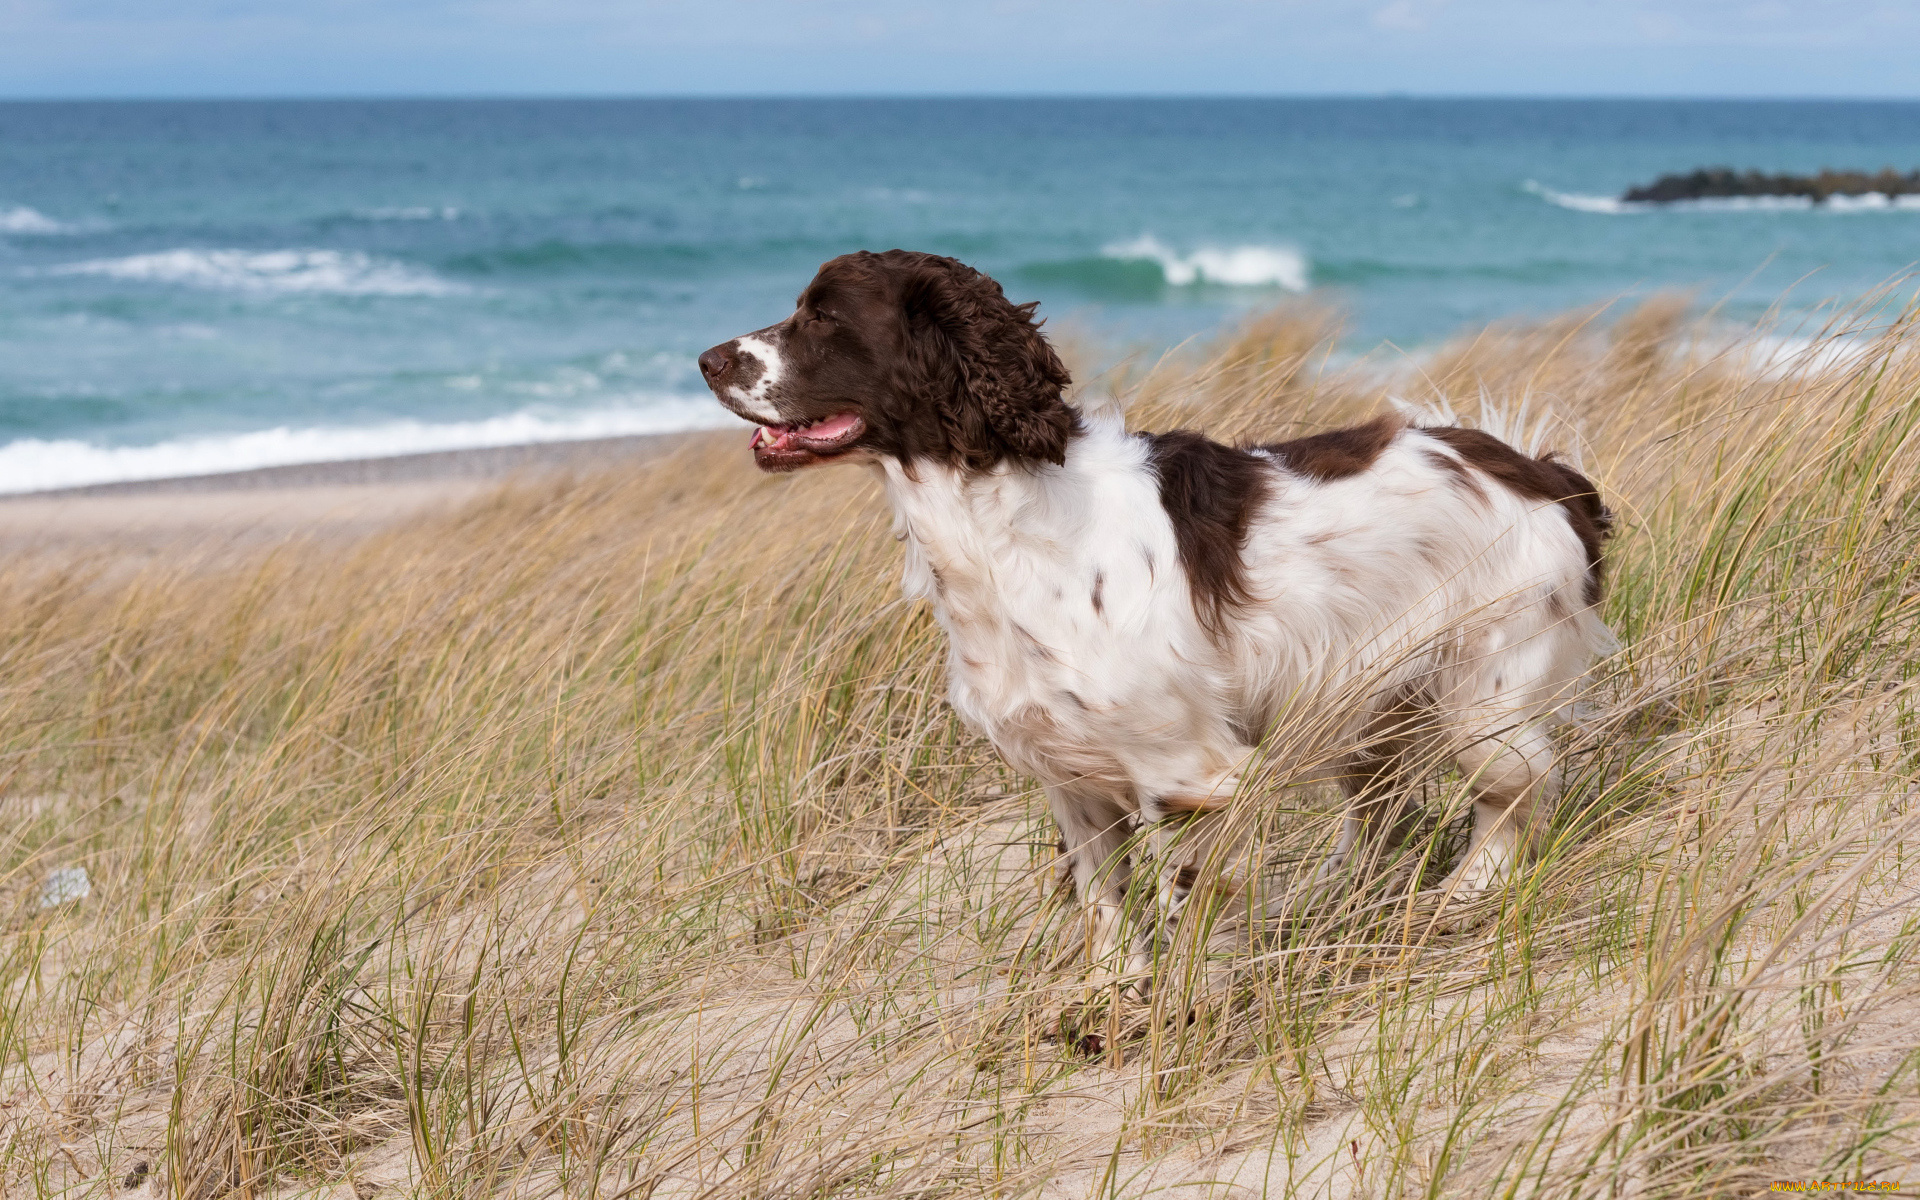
[749, 411, 867, 471]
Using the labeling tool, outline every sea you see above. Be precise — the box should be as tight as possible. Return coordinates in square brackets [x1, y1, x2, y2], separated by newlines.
[2, 98, 1918, 494]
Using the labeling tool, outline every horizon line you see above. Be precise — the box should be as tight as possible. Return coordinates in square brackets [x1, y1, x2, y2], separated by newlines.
[4, 91, 1920, 105]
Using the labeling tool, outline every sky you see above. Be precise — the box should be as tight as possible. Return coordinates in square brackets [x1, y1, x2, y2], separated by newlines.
[2, 0, 1918, 99]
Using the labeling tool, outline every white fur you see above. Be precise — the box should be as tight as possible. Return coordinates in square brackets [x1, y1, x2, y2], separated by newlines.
[725, 334, 787, 422]
[873, 414, 1612, 978]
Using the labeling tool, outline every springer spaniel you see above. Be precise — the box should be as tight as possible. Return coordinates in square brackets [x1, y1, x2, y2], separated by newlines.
[699, 250, 1613, 982]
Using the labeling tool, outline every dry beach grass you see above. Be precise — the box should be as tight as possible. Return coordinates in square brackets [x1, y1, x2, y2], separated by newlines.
[5, 287, 1920, 1197]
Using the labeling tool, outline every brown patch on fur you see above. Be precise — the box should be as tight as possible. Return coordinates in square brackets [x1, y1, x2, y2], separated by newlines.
[1013, 623, 1059, 662]
[1172, 865, 1201, 890]
[1424, 426, 1614, 607]
[1157, 792, 1232, 814]
[1141, 431, 1272, 638]
[1258, 414, 1402, 481]
[1090, 570, 1105, 616]
[1423, 447, 1489, 503]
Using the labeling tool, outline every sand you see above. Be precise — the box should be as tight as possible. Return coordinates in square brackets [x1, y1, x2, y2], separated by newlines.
[0, 431, 725, 550]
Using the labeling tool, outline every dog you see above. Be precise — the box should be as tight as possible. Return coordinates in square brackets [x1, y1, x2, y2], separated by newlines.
[698, 249, 1613, 982]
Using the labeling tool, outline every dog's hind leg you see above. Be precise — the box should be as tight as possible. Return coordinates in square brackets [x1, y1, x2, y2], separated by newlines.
[1441, 719, 1556, 899]
[1433, 627, 1578, 902]
[1312, 695, 1434, 892]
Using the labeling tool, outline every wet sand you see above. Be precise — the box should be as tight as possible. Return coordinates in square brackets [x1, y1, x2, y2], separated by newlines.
[0, 431, 723, 550]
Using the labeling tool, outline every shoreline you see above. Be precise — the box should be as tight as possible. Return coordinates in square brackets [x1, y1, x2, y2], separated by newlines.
[1, 429, 716, 499]
[0, 429, 732, 549]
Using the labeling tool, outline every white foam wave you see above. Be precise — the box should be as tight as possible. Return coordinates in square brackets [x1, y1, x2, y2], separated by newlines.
[356, 206, 462, 221]
[0, 397, 738, 495]
[1825, 192, 1920, 212]
[1735, 333, 1884, 380]
[1522, 180, 1637, 214]
[1102, 235, 1310, 291]
[0, 206, 72, 234]
[47, 249, 467, 296]
[1525, 179, 1920, 215]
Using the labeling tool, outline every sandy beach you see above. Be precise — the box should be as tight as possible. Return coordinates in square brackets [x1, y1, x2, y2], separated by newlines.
[0, 429, 725, 550]
[5, 299, 1919, 1196]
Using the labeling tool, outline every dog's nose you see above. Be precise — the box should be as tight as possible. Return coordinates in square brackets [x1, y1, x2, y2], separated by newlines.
[698, 345, 732, 384]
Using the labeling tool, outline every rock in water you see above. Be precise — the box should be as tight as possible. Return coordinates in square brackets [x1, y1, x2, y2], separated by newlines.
[1623, 166, 1920, 204]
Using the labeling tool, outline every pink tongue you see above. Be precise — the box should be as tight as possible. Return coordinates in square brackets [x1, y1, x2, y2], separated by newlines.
[796, 412, 861, 442]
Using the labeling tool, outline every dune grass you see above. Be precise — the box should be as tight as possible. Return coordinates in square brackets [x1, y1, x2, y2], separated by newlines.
[5, 287, 1920, 1197]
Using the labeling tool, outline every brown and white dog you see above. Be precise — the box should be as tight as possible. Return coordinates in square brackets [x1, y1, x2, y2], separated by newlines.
[699, 250, 1613, 982]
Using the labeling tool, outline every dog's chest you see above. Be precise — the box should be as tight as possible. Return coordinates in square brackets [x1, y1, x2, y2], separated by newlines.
[926, 555, 1139, 778]
[883, 456, 1192, 781]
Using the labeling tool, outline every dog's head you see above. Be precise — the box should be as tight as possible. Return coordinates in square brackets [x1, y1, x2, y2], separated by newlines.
[697, 250, 1076, 472]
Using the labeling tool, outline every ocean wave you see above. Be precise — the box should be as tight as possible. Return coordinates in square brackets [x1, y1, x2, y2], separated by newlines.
[1017, 256, 1167, 298]
[1734, 332, 1885, 380]
[46, 249, 468, 296]
[0, 397, 738, 495]
[355, 206, 462, 221]
[1522, 181, 1638, 214]
[0, 206, 73, 234]
[1101, 236, 1311, 291]
[443, 240, 714, 276]
[1313, 257, 1587, 285]
[1525, 179, 1920, 215]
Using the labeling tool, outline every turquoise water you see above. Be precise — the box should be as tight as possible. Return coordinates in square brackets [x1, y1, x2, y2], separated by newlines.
[2, 98, 1918, 491]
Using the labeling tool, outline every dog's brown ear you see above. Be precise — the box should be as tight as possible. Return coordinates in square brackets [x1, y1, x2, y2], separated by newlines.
[901, 256, 1075, 468]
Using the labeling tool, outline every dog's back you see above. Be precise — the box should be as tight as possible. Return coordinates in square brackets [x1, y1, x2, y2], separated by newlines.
[1224, 418, 1614, 741]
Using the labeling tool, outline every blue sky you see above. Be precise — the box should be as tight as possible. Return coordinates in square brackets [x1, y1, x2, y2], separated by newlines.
[3, 0, 1917, 99]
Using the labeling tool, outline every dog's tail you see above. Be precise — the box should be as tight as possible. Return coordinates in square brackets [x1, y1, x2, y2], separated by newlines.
[1390, 389, 1587, 466]
[1392, 389, 1613, 545]
[1395, 391, 1617, 636]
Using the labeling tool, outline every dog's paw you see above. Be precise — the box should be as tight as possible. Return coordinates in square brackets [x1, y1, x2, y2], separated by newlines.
[1055, 992, 1155, 1062]
[1409, 884, 1500, 935]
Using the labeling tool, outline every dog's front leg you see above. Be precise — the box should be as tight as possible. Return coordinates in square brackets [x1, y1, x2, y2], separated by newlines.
[1146, 808, 1236, 950]
[1045, 783, 1148, 985]
[1136, 746, 1254, 958]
